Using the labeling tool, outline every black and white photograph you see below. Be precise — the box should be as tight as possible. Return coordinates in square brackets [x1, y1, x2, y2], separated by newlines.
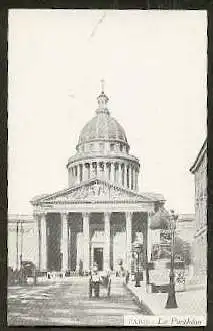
[8, 9, 207, 326]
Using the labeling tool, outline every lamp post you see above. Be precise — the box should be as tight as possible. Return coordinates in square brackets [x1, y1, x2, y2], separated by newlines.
[19, 221, 24, 285]
[133, 241, 142, 288]
[165, 210, 178, 309]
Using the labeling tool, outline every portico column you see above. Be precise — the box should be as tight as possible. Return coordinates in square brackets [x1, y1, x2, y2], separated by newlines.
[40, 213, 47, 271]
[34, 214, 41, 270]
[61, 213, 69, 272]
[126, 212, 133, 271]
[83, 212, 90, 271]
[104, 212, 111, 270]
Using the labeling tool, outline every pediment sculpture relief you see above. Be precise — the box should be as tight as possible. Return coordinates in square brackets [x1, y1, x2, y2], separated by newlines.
[43, 181, 143, 203]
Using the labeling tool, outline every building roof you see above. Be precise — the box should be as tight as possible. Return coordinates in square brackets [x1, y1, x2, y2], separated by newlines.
[178, 214, 195, 222]
[190, 138, 207, 174]
[8, 214, 34, 223]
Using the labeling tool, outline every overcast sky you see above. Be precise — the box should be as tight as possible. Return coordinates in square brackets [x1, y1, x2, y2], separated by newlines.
[8, 9, 207, 215]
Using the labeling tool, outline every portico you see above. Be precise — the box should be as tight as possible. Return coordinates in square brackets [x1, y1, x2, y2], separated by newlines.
[32, 179, 164, 273]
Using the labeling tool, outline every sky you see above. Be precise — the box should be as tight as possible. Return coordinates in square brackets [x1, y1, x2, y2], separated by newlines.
[8, 9, 207, 215]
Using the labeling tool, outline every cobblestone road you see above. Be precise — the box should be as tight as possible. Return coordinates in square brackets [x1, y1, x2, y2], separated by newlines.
[8, 277, 150, 326]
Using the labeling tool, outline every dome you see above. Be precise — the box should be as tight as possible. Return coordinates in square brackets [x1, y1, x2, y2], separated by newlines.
[77, 88, 128, 148]
[78, 112, 128, 146]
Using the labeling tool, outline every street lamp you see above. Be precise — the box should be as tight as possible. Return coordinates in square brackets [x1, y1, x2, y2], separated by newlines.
[165, 209, 178, 309]
[133, 241, 142, 288]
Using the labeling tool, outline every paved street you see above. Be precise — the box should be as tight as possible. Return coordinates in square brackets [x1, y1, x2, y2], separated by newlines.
[8, 277, 150, 326]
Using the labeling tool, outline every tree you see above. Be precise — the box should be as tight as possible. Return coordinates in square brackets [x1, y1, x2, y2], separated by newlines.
[174, 236, 192, 266]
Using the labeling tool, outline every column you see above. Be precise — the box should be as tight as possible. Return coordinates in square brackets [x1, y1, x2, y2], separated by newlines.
[83, 212, 90, 271]
[35, 214, 41, 270]
[40, 213, 47, 271]
[118, 163, 122, 186]
[129, 165, 132, 190]
[91, 162, 95, 178]
[132, 167, 135, 190]
[135, 169, 139, 191]
[87, 163, 90, 180]
[71, 167, 74, 185]
[123, 163, 127, 188]
[61, 213, 69, 272]
[77, 164, 80, 184]
[126, 212, 132, 272]
[114, 163, 118, 183]
[107, 162, 111, 181]
[96, 162, 100, 178]
[104, 212, 111, 270]
[100, 162, 104, 179]
[82, 163, 86, 182]
[68, 224, 71, 270]
[79, 164, 82, 183]
[74, 165, 78, 184]
[111, 162, 115, 183]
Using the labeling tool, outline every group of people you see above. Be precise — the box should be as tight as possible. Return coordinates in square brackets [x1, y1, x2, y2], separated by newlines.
[89, 264, 111, 298]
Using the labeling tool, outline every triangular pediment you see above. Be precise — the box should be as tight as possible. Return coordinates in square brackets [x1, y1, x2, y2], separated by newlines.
[32, 178, 155, 205]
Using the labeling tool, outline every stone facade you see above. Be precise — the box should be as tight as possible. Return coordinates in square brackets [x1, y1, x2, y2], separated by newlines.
[176, 214, 196, 245]
[29, 85, 166, 273]
[190, 139, 207, 284]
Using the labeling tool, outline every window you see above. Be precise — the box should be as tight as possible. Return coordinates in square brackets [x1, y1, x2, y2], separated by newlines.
[90, 143, 94, 151]
[110, 143, 115, 151]
[99, 143, 104, 152]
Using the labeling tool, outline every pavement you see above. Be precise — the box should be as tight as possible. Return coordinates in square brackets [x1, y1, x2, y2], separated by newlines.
[8, 276, 151, 326]
[125, 279, 207, 319]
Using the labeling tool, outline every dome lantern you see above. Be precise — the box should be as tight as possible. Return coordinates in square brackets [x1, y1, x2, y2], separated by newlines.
[96, 79, 110, 115]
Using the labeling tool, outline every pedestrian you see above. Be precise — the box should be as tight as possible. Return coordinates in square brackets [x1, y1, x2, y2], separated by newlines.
[90, 263, 101, 298]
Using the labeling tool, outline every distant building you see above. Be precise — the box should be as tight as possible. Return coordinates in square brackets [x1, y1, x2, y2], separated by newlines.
[176, 214, 195, 245]
[8, 214, 37, 270]
[190, 139, 207, 284]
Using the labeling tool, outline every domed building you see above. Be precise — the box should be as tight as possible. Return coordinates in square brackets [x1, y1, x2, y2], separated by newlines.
[67, 88, 140, 190]
[31, 84, 165, 274]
